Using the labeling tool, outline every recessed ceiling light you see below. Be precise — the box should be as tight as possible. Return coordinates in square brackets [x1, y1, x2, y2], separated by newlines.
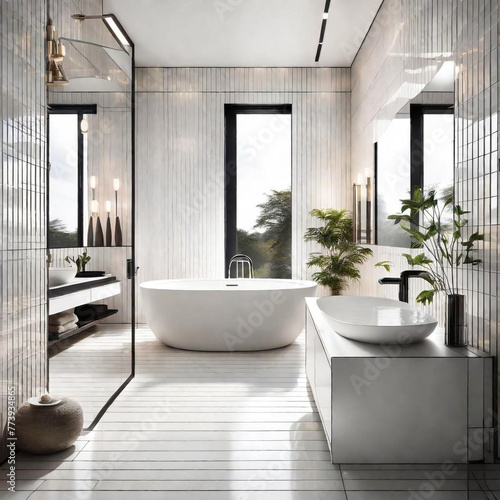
[315, 44, 323, 63]
[315, 0, 330, 62]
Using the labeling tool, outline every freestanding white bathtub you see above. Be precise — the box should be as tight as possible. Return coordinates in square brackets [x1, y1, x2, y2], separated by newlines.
[140, 279, 317, 351]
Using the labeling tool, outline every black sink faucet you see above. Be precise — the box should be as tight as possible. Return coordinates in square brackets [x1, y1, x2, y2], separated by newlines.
[378, 270, 429, 303]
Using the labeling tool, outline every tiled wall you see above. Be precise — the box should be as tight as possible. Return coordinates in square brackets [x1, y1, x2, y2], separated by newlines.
[0, 0, 106, 462]
[135, 67, 351, 321]
[1, 0, 48, 462]
[350, 0, 500, 445]
[455, 0, 499, 354]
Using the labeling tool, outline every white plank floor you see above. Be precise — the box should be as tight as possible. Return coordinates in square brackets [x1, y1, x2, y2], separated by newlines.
[48, 325, 133, 427]
[2, 326, 498, 499]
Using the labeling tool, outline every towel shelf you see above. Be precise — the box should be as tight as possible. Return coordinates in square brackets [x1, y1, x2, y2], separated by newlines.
[48, 309, 118, 347]
[48, 275, 122, 348]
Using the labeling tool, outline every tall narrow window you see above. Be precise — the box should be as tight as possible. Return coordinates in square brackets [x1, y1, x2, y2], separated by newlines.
[422, 113, 454, 196]
[225, 105, 292, 278]
[49, 113, 80, 247]
[410, 105, 454, 199]
[48, 104, 96, 248]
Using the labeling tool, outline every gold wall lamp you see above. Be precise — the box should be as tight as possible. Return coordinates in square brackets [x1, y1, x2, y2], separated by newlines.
[46, 19, 69, 86]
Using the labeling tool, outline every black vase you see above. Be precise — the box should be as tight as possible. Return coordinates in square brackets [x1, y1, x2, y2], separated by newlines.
[106, 215, 112, 246]
[87, 217, 94, 247]
[95, 216, 104, 247]
[445, 294, 466, 347]
[115, 216, 122, 247]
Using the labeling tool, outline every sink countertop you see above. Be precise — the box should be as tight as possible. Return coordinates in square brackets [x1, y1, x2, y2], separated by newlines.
[306, 297, 491, 360]
[49, 273, 114, 290]
[48, 274, 117, 299]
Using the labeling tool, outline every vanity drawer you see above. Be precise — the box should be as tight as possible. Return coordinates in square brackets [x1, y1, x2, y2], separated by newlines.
[49, 290, 91, 315]
[90, 282, 121, 301]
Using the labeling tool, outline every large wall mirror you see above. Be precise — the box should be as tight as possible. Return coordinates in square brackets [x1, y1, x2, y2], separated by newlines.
[47, 12, 135, 428]
[375, 61, 455, 247]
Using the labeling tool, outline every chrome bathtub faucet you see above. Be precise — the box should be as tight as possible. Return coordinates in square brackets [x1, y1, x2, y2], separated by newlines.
[227, 254, 255, 279]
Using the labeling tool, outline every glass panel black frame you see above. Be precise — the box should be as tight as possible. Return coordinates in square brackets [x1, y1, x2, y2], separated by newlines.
[46, 15, 136, 432]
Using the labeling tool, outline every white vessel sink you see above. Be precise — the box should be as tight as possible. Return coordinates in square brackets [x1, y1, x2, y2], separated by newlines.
[317, 296, 438, 344]
[49, 268, 76, 288]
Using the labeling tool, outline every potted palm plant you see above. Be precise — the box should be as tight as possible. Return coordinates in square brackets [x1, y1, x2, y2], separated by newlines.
[386, 187, 483, 346]
[304, 209, 373, 295]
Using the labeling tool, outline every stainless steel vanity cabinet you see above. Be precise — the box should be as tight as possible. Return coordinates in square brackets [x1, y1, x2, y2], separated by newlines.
[305, 297, 494, 464]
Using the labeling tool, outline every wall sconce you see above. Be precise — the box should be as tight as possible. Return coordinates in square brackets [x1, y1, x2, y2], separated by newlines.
[105, 201, 112, 247]
[91, 200, 99, 215]
[89, 200, 104, 247]
[365, 168, 372, 244]
[113, 178, 122, 246]
[87, 176, 96, 246]
[87, 198, 97, 247]
[113, 178, 120, 211]
[352, 169, 373, 245]
[80, 118, 89, 134]
[45, 19, 69, 86]
[89, 175, 96, 197]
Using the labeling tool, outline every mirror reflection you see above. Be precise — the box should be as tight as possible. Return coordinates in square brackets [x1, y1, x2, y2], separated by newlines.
[375, 61, 455, 247]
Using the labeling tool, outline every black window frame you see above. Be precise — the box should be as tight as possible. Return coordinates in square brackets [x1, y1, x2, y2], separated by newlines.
[410, 104, 454, 197]
[224, 104, 292, 276]
[48, 103, 97, 248]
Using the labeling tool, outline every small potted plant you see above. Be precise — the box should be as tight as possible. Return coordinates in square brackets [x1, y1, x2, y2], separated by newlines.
[304, 209, 373, 295]
[386, 187, 483, 346]
[65, 252, 91, 275]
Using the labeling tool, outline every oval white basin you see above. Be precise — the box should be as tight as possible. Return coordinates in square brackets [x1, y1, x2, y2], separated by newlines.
[317, 296, 438, 344]
[49, 268, 76, 287]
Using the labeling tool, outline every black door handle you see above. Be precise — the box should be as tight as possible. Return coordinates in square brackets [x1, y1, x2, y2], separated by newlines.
[127, 259, 139, 279]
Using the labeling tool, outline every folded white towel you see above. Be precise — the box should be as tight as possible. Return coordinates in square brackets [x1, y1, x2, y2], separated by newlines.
[49, 322, 78, 335]
[49, 312, 78, 326]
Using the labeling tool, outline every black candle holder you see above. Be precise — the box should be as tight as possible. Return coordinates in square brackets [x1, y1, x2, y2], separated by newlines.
[106, 214, 112, 246]
[115, 216, 122, 247]
[95, 216, 104, 247]
[87, 216, 94, 247]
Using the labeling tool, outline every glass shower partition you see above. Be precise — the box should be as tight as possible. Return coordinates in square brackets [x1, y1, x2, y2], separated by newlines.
[46, 14, 135, 429]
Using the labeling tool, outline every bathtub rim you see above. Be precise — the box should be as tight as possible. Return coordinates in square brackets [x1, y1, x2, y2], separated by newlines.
[140, 278, 318, 293]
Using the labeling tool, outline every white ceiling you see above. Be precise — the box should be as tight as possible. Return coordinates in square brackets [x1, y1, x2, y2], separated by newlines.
[103, 0, 383, 67]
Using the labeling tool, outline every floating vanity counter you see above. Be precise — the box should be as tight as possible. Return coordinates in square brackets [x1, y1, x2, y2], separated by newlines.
[305, 297, 493, 464]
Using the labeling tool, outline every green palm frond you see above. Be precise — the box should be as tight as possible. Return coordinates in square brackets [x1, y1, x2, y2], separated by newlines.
[305, 209, 372, 295]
